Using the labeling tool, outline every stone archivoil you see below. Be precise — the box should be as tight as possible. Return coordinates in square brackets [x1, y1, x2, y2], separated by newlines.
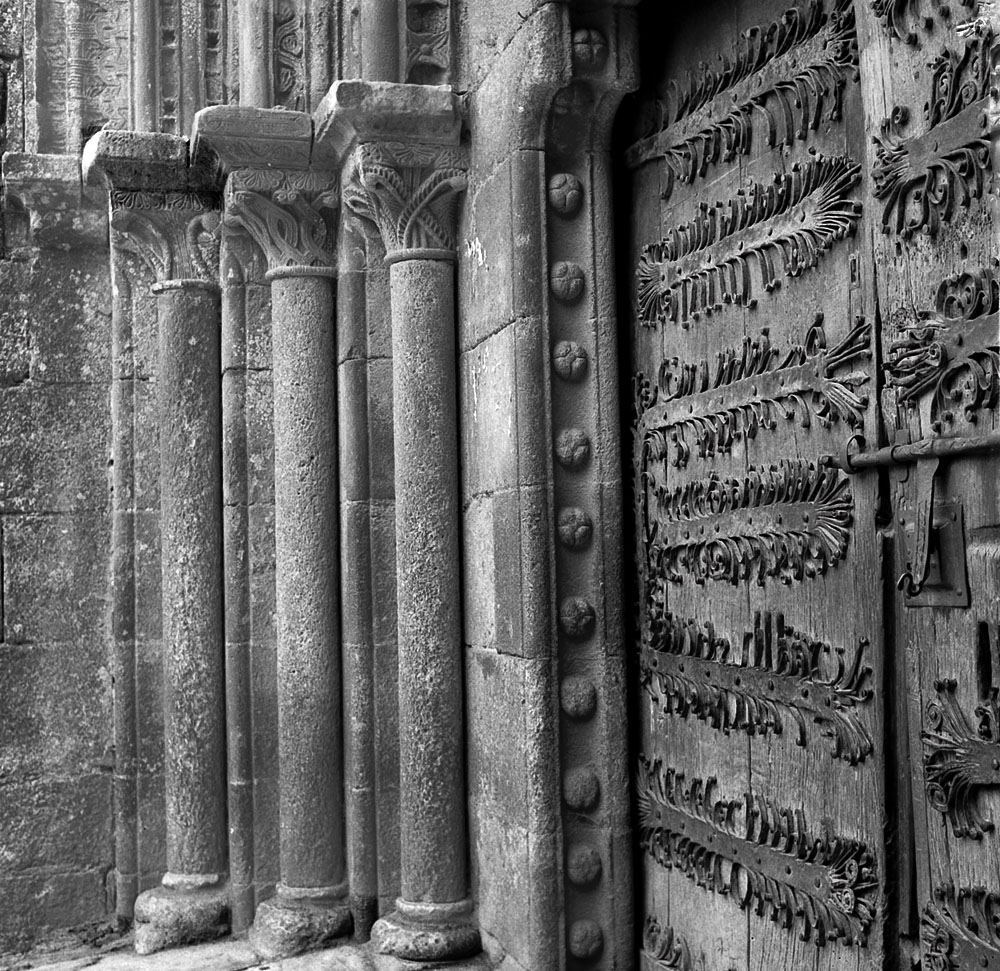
[1, 3, 998, 971]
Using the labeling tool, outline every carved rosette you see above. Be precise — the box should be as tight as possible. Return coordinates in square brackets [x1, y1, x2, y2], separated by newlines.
[223, 169, 339, 274]
[344, 142, 467, 262]
[110, 189, 222, 286]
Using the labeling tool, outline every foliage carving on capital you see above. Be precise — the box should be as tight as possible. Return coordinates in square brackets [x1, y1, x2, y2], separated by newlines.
[110, 189, 222, 284]
[223, 168, 339, 271]
[344, 142, 467, 257]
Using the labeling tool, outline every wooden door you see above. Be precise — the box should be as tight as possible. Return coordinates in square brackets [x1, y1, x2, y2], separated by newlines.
[620, 1, 996, 968]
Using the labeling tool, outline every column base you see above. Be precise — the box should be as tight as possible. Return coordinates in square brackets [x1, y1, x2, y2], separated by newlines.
[133, 882, 229, 955]
[371, 898, 481, 962]
[249, 889, 353, 959]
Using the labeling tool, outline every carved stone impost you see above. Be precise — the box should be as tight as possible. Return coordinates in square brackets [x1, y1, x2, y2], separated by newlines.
[2, 152, 108, 253]
[315, 80, 466, 262]
[82, 130, 222, 289]
[191, 105, 342, 279]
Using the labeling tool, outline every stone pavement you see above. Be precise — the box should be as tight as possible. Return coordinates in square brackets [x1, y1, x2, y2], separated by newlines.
[1, 937, 497, 971]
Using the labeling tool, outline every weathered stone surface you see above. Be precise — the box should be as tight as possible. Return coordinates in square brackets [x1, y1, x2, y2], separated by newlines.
[133, 885, 229, 956]
[2, 513, 109, 642]
[0, 641, 111, 779]
[249, 895, 352, 961]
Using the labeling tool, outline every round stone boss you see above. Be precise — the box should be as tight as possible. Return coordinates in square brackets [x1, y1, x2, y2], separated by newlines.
[559, 596, 595, 640]
[567, 918, 604, 960]
[566, 843, 603, 886]
[549, 261, 585, 302]
[571, 28, 609, 71]
[554, 428, 591, 469]
[547, 173, 584, 217]
[552, 340, 589, 382]
[563, 765, 600, 810]
[557, 506, 593, 549]
[560, 675, 597, 719]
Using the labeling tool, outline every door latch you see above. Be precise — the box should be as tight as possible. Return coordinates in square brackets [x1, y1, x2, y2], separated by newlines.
[823, 432, 995, 607]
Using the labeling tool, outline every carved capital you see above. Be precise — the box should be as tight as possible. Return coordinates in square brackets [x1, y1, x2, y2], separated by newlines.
[344, 141, 467, 261]
[223, 169, 339, 274]
[2, 153, 108, 252]
[82, 130, 222, 286]
[110, 190, 222, 286]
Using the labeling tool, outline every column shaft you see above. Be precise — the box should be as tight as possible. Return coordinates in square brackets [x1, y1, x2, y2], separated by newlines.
[270, 272, 345, 890]
[389, 258, 467, 905]
[238, 0, 271, 107]
[156, 281, 227, 881]
[361, 0, 399, 81]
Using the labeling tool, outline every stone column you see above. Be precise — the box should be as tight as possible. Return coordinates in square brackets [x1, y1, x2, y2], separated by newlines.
[222, 165, 352, 959]
[82, 131, 229, 954]
[346, 135, 479, 962]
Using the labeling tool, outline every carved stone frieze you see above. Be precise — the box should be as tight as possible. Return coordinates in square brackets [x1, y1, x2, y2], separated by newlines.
[110, 189, 221, 283]
[344, 141, 467, 259]
[885, 267, 998, 428]
[639, 610, 873, 763]
[636, 757, 878, 946]
[873, 31, 992, 237]
[635, 315, 871, 468]
[405, 0, 451, 85]
[626, 0, 857, 189]
[923, 679, 1000, 839]
[922, 884, 1000, 970]
[223, 168, 338, 271]
[637, 457, 853, 586]
[635, 155, 862, 328]
[641, 916, 691, 970]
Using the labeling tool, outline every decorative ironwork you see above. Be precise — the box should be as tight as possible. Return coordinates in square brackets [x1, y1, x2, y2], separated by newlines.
[872, 0, 981, 45]
[637, 458, 853, 586]
[873, 32, 991, 237]
[885, 267, 999, 428]
[639, 610, 873, 764]
[922, 884, 1000, 970]
[636, 757, 878, 946]
[641, 916, 691, 970]
[635, 155, 862, 329]
[923, 679, 1000, 839]
[627, 0, 857, 188]
[635, 315, 870, 468]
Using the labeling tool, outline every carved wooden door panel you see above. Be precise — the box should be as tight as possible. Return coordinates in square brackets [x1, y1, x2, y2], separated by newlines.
[624, 2, 883, 968]
[623, 1, 999, 968]
[859, 4, 1000, 968]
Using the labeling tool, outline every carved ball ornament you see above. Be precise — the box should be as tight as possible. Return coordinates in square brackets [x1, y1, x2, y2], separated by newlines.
[557, 507, 593, 549]
[549, 261, 585, 302]
[566, 844, 603, 886]
[559, 597, 596, 640]
[555, 428, 591, 469]
[571, 29, 609, 71]
[552, 340, 589, 381]
[547, 173, 584, 217]
[567, 919, 604, 960]
[560, 675, 598, 719]
[563, 766, 601, 810]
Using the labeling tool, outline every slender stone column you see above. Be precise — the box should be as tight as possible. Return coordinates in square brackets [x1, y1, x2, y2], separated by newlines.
[346, 133, 479, 962]
[222, 165, 352, 959]
[82, 131, 229, 954]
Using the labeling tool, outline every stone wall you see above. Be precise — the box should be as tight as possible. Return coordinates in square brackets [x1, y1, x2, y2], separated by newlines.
[0, 204, 115, 953]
